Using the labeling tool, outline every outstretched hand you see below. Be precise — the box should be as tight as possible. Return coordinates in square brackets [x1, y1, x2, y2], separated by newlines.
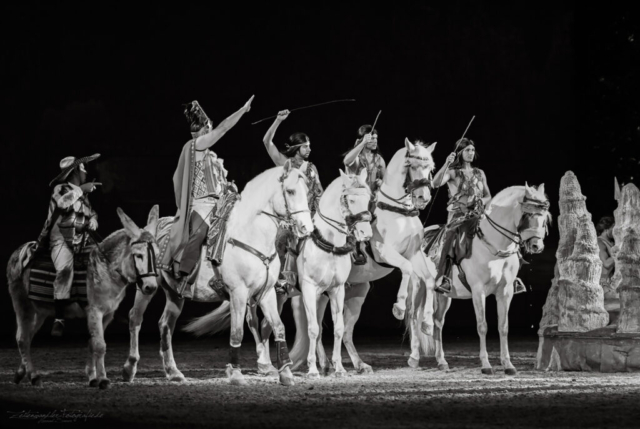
[244, 95, 255, 112]
[80, 182, 101, 193]
[276, 109, 290, 121]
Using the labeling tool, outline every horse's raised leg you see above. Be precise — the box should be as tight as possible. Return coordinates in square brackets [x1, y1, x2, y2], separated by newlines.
[372, 241, 414, 320]
[159, 289, 186, 382]
[14, 308, 45, 386]
[315, 294, 333, 376]
[496, 288, 517, 375]
[123, 288, 156, 382]
[343, 282, 373, 374]
[300, 279, 321, 378]
[328, 285, 347, 377]
[227, 286, 249, 386]
[472, 290, 493, 374]
[433, 293, 452, 370]
[412, 251, 435, 336]
[258, 288, 294, 386]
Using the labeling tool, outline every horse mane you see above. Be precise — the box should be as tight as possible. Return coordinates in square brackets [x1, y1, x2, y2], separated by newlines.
[489, 186, 525, 209]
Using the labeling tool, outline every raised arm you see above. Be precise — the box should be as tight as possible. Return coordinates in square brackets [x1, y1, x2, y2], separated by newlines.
[432, 152, 456, 188]
[343, 134, 372, 167]
[262, 110, 290, 166]
[195, 95, 254, 150]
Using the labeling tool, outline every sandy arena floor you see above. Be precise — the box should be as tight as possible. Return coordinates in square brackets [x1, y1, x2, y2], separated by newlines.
[1, 333, 639, 428]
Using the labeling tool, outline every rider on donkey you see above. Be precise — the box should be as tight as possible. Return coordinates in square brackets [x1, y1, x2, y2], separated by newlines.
[158, 96, 254, 291]
[343, 125, 386, 263]
[262, 109, 323, 293]
[39, 154, 101, 336]
[430, 138, 527, 295]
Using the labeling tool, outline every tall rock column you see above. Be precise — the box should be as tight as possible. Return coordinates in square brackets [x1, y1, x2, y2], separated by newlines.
[614, 184, 640, 334]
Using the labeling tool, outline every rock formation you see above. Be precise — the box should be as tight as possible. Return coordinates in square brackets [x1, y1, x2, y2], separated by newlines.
[613, 183, 640, 333]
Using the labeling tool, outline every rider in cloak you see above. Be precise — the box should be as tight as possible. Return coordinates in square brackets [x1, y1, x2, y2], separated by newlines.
[262, 109, 323, 293]
[40, 154, 101, 336]
[158, 97, 253, 291]
[430, 138, 527, 295]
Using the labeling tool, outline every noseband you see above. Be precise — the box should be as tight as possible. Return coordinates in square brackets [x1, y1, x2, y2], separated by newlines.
[262, 171, 311, 228]
[130, 239, 158, 288]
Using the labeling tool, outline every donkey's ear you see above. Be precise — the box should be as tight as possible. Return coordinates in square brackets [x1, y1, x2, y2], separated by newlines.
[144, 204, 159, 235]
[358, 167, 368, 183]
[426, 142, 437, 154]
[404, 137, 415, 152]
[117, 207, 142, 239]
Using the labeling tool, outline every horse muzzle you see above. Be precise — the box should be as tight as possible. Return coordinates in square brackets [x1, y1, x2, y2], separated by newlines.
[353, 222, 373, 242]
[524, 237, 544, 254]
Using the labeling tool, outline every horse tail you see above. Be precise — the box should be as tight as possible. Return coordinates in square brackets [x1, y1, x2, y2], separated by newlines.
[289, 296, 309, 370]
[7, 243, 34, 296]
[182, 301, 231, 337]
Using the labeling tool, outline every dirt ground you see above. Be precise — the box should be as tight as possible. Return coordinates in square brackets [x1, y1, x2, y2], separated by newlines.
[1, 332, 639, 429]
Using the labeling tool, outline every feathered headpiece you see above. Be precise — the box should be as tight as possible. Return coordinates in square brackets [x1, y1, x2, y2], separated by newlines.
[184, 100, 211, 136]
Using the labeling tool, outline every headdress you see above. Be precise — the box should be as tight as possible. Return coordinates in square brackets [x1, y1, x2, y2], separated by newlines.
[184, 100, 211, 138]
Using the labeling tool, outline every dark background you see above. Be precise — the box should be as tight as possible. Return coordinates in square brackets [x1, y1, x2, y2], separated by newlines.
[1, 2, 638, 340]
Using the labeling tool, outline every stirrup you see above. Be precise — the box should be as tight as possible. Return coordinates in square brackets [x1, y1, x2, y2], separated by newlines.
[435, 277, 452, 294]
[514, 278, 527, 294]
[275, 271, 297, 295]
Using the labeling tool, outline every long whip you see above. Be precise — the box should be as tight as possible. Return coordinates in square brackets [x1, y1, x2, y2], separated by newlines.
[251, 99, 356, 125]
[423, 115, 476, 226]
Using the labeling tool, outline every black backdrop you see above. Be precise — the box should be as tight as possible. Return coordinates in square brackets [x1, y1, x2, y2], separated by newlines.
[1, 2, 638, 338]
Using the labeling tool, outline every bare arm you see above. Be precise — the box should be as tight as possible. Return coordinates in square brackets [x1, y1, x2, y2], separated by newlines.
[343, 136, 370, 167]
[598, 242, 615, 269]
[195, 95, 254, 150]
[263, 110, 290, 166]
[432, 152, 456, 188]
[311, 164, 323, 194]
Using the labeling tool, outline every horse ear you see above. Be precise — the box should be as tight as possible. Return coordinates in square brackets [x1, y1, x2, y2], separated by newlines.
[537, 183, 545, 196]
[358, 167, 368, 183]
[404, 137, 415, 152]
[117, 207, 142, 239]
[426, 142, 437, 154]
[615, 177, 621, 201]
[339, 168, 350, 186]
[283, 159, 293, 176]
[144, 204, 159, 235]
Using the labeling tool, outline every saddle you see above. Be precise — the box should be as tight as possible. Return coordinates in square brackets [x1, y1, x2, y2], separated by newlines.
[423, 214, 482, 268]
[206, 189, 240, 266]
[25, 246, 93, 303]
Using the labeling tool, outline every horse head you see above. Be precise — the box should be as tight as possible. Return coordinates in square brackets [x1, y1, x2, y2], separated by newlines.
[519, 183, 552, 254]
[276, 160, 314, 238]
[339, 168, 373, 242]
[116, 205, 160, 295]
[402, 138, 436, 210]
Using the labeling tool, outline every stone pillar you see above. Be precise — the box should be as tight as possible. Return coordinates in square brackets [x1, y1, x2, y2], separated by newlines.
[614, 184, 640, 334]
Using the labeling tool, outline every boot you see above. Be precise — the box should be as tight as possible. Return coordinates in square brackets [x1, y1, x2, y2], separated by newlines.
[51, 299, 68, 337]
[275, 271, 297, 295]
[514, 277, 527, 294]
[51, 319, 65, 337]
[435, 276, 452, 294]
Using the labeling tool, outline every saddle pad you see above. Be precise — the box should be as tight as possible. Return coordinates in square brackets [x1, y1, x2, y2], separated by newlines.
[26, 250, 92, 303]
[363, 241, 396, 270]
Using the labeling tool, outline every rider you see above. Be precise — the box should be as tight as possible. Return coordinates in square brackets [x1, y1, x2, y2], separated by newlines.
[262, 109, 323, 293]
[40, 154, 101, 336]
[430, 138, 527, 295]
[158, 96, 254, 289]
[343, 125, 386, 212]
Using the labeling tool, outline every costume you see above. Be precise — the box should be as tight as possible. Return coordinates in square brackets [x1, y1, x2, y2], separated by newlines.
[345, 150, 384, 212]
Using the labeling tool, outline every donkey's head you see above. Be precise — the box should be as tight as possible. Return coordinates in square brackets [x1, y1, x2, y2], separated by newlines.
[116, 205, 160, 295]
[339, 168, 373, 242]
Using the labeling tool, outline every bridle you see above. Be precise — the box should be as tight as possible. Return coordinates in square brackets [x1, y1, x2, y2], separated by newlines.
[318, 187, 372, 236]
[261, 170, 311, 229]
[379, 152, 434, 210]
[129, 239, 158, 290]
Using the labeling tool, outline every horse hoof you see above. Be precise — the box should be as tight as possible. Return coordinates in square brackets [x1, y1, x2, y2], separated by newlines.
[168, 373, 186, 383]
[258, 363, 278, 376]
[408, 357, 420, 368]
[392, 304, 405, 320]
[98, 379, 111, 390]
[421, 321, 434, 336]
[358, 364, 374, 375]
[505, 368, 518, 376]
[122, 367, 135, 382]
[279, 368, 295, 387]
[306, 372, 320, 379]
[437, 363, 450, 371]
[481, 368, 495, 375]
[30, 375, 42, 387]
[89, 379, 99, 388]
[322, 366, 335, 377]
[14, 370, 26, 384]
[334, 370, 347, 378]
[227, 368, 247, 386]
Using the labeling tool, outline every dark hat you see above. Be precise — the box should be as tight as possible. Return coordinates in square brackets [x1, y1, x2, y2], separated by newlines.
[184, 100, 211, 136]
[49, 154, 100, 187]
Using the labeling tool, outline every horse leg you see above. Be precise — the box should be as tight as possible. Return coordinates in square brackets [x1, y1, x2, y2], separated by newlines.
[343, 282, 372, 374]
[496, 289, 517, 375]
[300, 280, 321, 378]
[227, 287, 249, 386]
[256, 292, 288, 376]
[472, 290, 493, 374]
[315, 294, 332, 376]
[328, 285, 347, 377]
[258, 288, 295, 386]
[159, 289, 186, 382]
[246, 301, 273, 376]
[123, 288, 156, 382]
[433, 293, 452, 370]
[289, 295, 308, 370]
[372, 241, 414, 320]
[412, 251, 436, 336]
[15, 308, 44, 386]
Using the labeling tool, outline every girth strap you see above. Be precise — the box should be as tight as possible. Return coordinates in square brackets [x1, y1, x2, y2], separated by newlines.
[227, 238, 278, 306]
[377, 201, 420, 217]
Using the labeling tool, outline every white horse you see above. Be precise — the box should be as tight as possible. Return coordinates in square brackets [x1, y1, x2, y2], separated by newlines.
[123, 162, 313, 386]
[288, 138, 438, 373]
[85, 206, 160, 389]
[184, 169, 374, 378]
[411, 184, 551, 374]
